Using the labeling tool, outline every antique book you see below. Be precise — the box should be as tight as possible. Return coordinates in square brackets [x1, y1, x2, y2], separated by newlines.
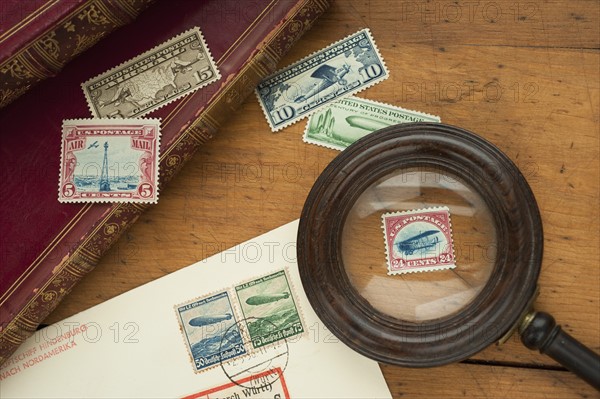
[0, 0, 157, 108]
[0, 0, 330, 365]
[0, 221, 392, 399]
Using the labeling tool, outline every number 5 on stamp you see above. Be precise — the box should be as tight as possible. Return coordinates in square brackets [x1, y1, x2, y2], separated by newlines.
[58, 118, 161, 203]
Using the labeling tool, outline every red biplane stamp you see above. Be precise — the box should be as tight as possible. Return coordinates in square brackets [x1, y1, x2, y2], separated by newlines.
[381, 207, 456, 275]
[58, 118, 161, 203]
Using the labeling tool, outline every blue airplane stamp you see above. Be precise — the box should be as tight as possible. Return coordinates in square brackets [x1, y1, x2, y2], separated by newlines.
[255, 28, 388, 131]
[382, 207, 456, 275]
[176, 291, 246, 372]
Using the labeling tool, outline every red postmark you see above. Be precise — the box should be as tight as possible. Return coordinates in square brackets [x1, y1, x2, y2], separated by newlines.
[382, 207, 456, 275]
[182, 367, 290, 399]
[58, 119, 160, 203]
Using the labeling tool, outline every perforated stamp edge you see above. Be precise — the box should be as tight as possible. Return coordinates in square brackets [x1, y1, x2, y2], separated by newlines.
[174, 289, 248, 373]
[233, 267, 307, 350]
[381, 206, 457, 275]
[303, 95, 441, 150]
[58, 118, 161, 204]
[255, 28, 389, 132]
[81, 27, 220, 118]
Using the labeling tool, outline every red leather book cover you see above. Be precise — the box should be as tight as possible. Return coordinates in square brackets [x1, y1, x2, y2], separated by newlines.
[0, 0, 330, 364]
[0, 0, 156, 108]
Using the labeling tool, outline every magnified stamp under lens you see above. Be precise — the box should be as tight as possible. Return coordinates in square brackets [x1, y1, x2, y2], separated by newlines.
[381, 206, 456, 275]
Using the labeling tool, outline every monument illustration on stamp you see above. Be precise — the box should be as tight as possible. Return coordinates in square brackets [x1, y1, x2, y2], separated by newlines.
[235, 270, 304, 349]
[82, 27, 220, 118]
[176, 291, 247, 372]
[58, 118, 160, 203]
[381, 207, 456, 275]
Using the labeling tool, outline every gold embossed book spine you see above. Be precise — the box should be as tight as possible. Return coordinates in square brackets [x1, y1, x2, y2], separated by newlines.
[0, 0, 157, 108]
[0, 0, 330, 366]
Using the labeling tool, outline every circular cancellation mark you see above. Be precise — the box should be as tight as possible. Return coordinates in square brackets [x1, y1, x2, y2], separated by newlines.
[219, 317, 289, 389]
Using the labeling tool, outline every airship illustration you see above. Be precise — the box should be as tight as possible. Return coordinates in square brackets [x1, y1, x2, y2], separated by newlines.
[188, 313, 233, 327]
[245, 292, 290, 306]
[396, 230, 440, 256]
[294, 64, 351, 103]
[345, 115, 391, 132]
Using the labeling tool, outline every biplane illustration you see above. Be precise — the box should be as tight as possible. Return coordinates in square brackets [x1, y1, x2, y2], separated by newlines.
[87, 141, 99, 149]
[294, 63, 351, 103]
[396, 230, 441, 256]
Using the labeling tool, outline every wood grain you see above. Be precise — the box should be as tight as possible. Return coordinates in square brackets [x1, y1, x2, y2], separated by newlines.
[46, 0, 599, 397]
[380, 363, 598, 398]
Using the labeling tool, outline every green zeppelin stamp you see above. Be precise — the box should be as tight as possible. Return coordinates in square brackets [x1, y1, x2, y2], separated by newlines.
[235, 270, 304, 348]
[303, 96, 440, 150]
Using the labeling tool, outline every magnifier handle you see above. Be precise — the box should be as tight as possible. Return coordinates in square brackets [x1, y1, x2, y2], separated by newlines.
[520, 311, 600, 390]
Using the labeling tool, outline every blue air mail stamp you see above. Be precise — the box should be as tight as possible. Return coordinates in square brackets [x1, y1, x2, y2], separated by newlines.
[304, 96, 441, 150]
[58, 118, 160, 203]
[255, 28, 389, 131]
[382, 207, 457, 275]
[176, 291, 247, 372]
[82, 27, 220, 118]
[234, 269, 305, 349]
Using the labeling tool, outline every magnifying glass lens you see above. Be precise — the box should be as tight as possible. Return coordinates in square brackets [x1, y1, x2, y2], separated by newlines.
[300, 124, 599, 388]
[342, 167, 497, 322]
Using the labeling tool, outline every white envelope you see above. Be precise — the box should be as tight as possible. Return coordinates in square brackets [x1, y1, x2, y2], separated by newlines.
[0, 220, 392, 399]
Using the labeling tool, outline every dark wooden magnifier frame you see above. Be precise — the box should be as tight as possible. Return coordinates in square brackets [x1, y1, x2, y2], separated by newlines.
[297, 123, 543, 367]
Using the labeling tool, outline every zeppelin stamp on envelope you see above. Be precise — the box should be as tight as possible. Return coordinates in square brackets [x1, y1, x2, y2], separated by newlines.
[235, 270, 304, 349]
[82, 27, 220, 118]
[220, 318, 289, 389]
[255, 28, 388, 131]
[304, 96, 441, 150]
[176, 291, 247, 372]
[58, 118, 160, 203]
[382, 207, 456, 275]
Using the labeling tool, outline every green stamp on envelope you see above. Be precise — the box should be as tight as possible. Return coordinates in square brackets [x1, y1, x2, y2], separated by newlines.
[235, 269, 304, 348]
[303, 95, 440, 150]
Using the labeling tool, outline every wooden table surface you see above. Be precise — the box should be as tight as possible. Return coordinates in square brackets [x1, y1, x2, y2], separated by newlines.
[47, 1, 599, 397]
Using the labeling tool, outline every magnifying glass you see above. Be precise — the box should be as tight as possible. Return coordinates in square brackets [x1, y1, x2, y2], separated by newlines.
[297, 123, 600, 390]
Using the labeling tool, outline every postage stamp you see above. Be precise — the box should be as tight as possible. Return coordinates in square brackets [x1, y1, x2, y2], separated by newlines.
[304, 96, 441, 150]
[58, 118, 160, 203]
[176, 291, 247, 372]
[182, 367, 290, 399]
[235, 270, 304, 349]
[220, 318, 289, 389]
[82, 27, 220, 118]
[255, 28, 388, 131]
[381, 207, 456, 275]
